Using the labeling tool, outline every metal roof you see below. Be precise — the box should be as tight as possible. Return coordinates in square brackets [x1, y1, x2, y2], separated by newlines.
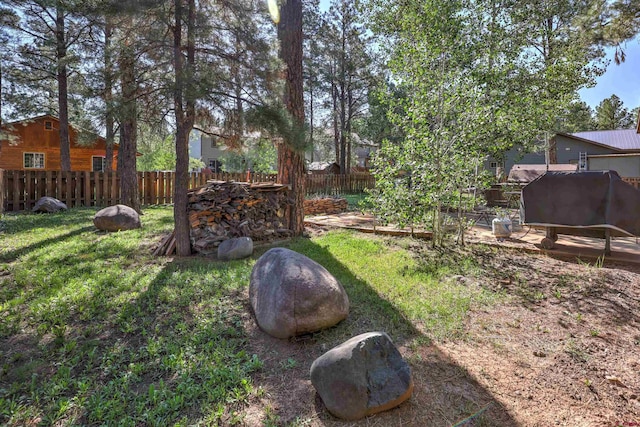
[571, 129, 640, 151]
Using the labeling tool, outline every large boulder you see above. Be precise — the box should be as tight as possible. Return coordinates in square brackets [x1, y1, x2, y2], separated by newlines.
[218, 237, 254, 261]
[310, 332, 413, 420]
[32, 196, 67, 213]
[93, 204, 141, 231]
[249, 247, 349, 338]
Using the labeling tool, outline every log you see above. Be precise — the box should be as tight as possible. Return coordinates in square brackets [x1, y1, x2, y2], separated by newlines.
[185, 181, 292, 255]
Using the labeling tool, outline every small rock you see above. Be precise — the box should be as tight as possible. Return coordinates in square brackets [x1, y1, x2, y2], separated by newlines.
[32, 196, 67, 213]
[93, 205, 141, 231]
[533, 350, 547, 357]
[217, 237, 253, 261]
[310, 332, 413, 420]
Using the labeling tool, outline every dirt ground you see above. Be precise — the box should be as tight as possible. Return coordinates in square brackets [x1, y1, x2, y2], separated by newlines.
[240, 226, 640, 427]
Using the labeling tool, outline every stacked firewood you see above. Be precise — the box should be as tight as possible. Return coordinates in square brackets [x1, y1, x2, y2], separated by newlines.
[186, 180, 291, 254]
[304, 197, 348, 216]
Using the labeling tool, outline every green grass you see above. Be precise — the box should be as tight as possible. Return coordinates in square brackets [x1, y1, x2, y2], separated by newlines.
[0, 207, 499, 425]
[288, 232, 498, 342]
[0, 207, 259, 426]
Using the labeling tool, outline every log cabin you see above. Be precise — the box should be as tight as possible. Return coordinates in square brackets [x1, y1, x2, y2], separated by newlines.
[0, 115, 118, 171]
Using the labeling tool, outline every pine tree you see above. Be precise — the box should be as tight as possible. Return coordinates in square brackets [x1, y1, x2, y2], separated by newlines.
[595, 94, 634, 129]
[2, 0, 90, 171]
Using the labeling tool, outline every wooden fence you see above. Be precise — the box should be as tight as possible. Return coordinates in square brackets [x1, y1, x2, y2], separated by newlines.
[306, 173, 376, 195]
[0, 170, 374, 212]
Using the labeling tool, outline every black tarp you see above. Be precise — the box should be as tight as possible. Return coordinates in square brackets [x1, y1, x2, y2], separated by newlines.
[520, 170, 640, 238]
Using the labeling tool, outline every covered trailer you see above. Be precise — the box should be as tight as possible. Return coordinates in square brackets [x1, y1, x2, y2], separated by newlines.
[520, 171, 640, 254]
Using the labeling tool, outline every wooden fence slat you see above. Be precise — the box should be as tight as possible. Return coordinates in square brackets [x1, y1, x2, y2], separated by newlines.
[84, 171, 91, 207]
[13, 170, 21, 211]
[24, 171, 33, 210]
[36, 171, 45, 201]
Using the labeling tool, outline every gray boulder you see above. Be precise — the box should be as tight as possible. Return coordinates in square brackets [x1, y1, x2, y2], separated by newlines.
[32, 196, 67, 213]
[310, 332, 413, 420]
[93, 204, 141, 231]
[249, 247, 349, 339]
[218, 237, 254, 261]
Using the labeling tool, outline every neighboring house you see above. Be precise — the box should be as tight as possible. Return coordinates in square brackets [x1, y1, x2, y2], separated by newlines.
[0, 115, 118, 171]
[486, 127, 640, 179]
[308, 161, 341, 174]
[200, 133, 224, 173]
[353, 135, 378, 169]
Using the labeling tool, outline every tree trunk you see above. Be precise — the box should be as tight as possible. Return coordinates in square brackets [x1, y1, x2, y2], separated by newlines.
[338, 12, 347, 174]
[277, 0, 305, 236]
[346, 75, 352, 174]
[332, 78, 339, 165]
[173, 0, 196, 256]
[56, 5, 71, 172]
[309, 71, 314, 162]
[118, 22, 140, 212]
[104, 18, 114, 173]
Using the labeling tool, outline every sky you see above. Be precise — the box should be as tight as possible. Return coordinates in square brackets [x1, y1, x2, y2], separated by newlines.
[578, 40, 640, 110]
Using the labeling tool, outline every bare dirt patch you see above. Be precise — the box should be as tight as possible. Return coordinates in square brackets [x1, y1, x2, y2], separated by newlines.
[242, 242, 640, 427]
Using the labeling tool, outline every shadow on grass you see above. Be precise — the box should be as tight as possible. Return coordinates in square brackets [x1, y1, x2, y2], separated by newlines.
[0, 255, 263, 426]
[244, 238, 519, 426]
[0, 225, 96, 263]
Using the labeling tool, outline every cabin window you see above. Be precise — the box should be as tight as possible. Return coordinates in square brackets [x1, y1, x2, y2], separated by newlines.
[24, 152, 45, 169]
[490, 161, 498, 169]
[92, 156, 106, 172]
[44, 121, 53, 131]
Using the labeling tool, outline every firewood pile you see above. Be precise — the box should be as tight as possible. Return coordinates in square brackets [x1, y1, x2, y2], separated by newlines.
[185, 180, 291, 255]
[304, 197, 348, 215]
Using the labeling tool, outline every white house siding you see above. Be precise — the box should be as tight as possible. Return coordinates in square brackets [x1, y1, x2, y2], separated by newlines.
[201, 135, 224, 171]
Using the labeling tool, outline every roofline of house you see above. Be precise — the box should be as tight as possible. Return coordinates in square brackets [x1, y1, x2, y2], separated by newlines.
[556, 131, 640, 153]
[587, 153, 640, 158]
[2, 114, 116, 146]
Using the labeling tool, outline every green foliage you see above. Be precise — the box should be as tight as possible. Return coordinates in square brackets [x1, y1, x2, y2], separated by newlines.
[137, 132, 176, 171]
[220, 138, 277, 174]
[246, 104, 308, 153]
[136, 127, 204, 171]
[366, 0, 497, 245]
[595, 94, 635, 129]
[604, 0, 640, 63]
[353, 81, 406, 147]
[558, 101, 596, 132]
[365, 0, 610, 245]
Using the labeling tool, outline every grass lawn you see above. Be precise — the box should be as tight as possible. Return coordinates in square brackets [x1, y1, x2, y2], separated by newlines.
[0, 206, 498, 426]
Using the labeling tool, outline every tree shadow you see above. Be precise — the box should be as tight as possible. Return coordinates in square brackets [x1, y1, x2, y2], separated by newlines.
[0, 226, 96, 263]
[244, 239, 519, 426]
